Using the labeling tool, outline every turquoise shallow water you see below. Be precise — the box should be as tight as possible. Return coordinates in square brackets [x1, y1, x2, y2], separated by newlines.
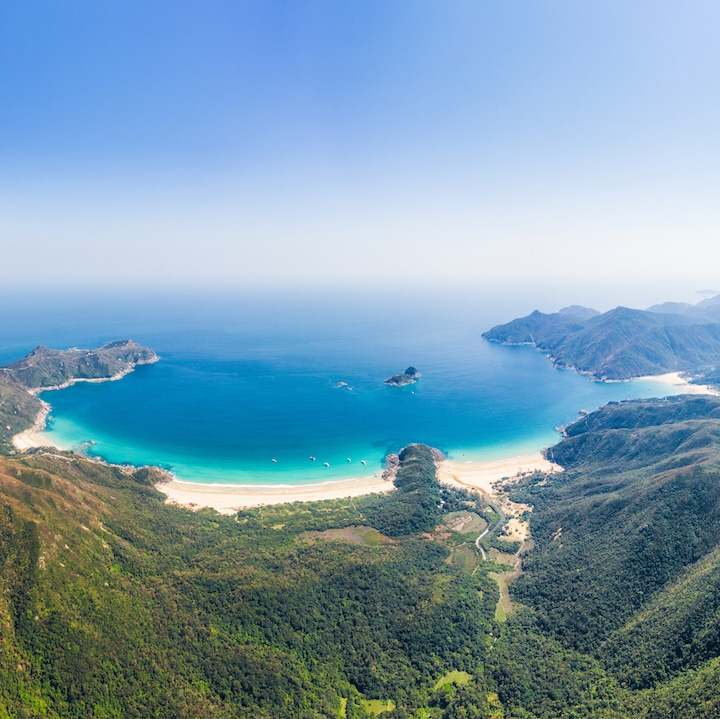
[1, 289, 689, 485]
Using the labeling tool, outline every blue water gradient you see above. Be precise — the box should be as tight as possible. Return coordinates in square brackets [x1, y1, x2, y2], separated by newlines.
[0, 289, 689, 485]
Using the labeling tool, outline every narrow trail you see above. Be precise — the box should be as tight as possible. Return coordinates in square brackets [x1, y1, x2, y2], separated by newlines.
[443, 468, 528, 618]
[441, 471, 508, 562]
[475, 496, 506, 561]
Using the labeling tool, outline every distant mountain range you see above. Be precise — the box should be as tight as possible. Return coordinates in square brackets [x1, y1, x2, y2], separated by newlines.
[483, 294, 720, 382]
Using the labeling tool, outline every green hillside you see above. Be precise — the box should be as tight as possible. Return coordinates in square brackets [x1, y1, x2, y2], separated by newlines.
[0, 445, 503, 718]
[483, 299, 720, 381]
[1, 340, 158, 391]
[491, 395, 720, 717]
[7, 389, 720, 715]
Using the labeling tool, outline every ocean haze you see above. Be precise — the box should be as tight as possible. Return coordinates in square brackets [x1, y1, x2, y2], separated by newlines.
[0, 283, 713, 366]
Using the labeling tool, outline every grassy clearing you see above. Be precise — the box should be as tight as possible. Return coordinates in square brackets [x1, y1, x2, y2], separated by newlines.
[442, 510, 487, 535]
[356, 527, 387, 546]
[448, 543, 481, 573]
[360, 698, 396, 715]
[490, 570, 516, 622]
[430, 573, 455, 603]
[338, 696, 347, 718]
[239, 495, 377, 532]
[488, 548, 516, 565]
[298, 525, 392, 546]
[433, 670, 472, 690]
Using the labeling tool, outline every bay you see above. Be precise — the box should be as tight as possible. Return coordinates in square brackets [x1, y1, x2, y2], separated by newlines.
[0, 288, 685, 485]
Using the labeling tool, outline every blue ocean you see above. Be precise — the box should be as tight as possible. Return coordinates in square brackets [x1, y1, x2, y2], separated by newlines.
[0, 288, 685, 485]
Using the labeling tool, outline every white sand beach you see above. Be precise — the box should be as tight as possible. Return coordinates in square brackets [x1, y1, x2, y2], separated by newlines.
[11, 401, 52, 452]
[637, 371, 720, 396]
[155, 452, 561, 515]
[158, 474, 395, 515]
[436, 453, 561, 496]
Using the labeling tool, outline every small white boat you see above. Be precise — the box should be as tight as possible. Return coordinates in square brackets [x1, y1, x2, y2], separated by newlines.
[271, 458, 277, 463]
[346, 457, 352, 462]
[360, 460, 367, 465]
[324, 462, 330, 467]
[309, 456, 316, 461]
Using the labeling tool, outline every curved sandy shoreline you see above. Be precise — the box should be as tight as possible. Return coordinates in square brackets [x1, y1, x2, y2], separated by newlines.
[156, 452, 562, 515]
[11, 400, 52, 451]
[11, 368, 716, 513]
[11, 357, 159, 452]
[159, 474, 395, 514]
[154, 371, 717, 513]
[437, 454, 561, 496]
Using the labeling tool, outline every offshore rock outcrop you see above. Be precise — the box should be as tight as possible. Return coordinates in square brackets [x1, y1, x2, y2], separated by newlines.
[385, 366, 421, 386]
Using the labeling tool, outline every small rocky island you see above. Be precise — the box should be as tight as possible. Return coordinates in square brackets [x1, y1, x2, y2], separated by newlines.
[385, 366, 421, 386]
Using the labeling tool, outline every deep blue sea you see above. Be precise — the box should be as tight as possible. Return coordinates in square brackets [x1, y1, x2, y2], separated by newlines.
[0, 288, 686, 485]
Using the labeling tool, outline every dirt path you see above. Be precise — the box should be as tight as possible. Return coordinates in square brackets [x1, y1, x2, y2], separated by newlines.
[439, 460, 556, 620]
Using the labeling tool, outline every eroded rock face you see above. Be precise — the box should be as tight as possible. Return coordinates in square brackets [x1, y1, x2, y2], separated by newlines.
[382, 453, 400, 480]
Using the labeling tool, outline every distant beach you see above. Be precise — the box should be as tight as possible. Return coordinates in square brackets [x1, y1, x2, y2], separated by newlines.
[634, 371, 720, 396]
[11, 400, 51, 452]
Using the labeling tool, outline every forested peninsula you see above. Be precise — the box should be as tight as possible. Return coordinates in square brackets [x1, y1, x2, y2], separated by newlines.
[5, 332, 720, 715]
[483, 294, 720, 381]
[0, 340, 158, 453]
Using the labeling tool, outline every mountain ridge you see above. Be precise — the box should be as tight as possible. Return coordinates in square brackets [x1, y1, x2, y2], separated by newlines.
[483, 296, 720, 381]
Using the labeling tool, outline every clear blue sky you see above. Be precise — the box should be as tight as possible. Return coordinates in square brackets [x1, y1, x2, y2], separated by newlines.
[2, 1, 719, 296]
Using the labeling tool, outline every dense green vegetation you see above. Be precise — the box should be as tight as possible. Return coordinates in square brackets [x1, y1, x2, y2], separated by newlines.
[483, 298, 720, 380]
[364, 444, 442, 535]
[483, 535, 522, 556]
[7, 393, 720, 715]
[492, 395, 720, 717]
[0, 445, 503, 718]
